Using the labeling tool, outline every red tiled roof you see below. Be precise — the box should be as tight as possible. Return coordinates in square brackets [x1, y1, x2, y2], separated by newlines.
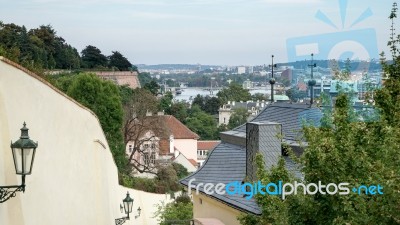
[188, 159, 198, 167]
[197, 141, 220, 150]
[162, 115, 199, 139]
[298, 82, 307, 91]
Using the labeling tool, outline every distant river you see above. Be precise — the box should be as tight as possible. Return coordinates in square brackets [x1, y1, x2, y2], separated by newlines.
[173, 87, 269, 102]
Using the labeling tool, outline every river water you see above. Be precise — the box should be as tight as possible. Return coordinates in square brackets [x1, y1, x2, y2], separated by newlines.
[173, 87, 270, 102]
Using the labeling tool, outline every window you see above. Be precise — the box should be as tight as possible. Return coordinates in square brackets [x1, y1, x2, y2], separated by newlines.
[144, 152, 150, 165]
[150, 152, 156, 164]
[144, 144, 149, 149]
[151, 143, 156, 149]
[128, 145, 133, 153]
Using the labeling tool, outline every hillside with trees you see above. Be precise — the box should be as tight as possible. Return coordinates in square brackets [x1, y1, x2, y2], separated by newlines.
[0, 22, 136, 73]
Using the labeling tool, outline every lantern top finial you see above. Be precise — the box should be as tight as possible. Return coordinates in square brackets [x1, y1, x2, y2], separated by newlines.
[20, 122, 29, 139]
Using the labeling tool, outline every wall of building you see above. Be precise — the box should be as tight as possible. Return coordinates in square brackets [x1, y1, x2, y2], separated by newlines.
[219, 110, 231, 125]
[174, 139, 198, 162]
[0, 58, 167, 225]
[173, 154, 197, 173]
[193, 193, 242, 225]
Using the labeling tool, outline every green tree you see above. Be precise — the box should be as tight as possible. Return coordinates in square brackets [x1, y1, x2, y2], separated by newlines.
[204, 96, 221, 115]
[192, 94, 205, 110]
[139, 72, 153, 86]
[108, 51, 132, 71]
[186, 105, 218, 140]
[169, 102, 189, 123]
[65, 73, 127, 171]
[155, 196, 193, 225]
[159, 92, 173, 112]
[144, 80, 160, 95]
[228, 107, 250, 129]
[217, 83, 251, 105]
[81, 45, 107, 69]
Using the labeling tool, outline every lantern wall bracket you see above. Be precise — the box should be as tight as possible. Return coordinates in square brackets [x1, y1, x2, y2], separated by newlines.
[0, 175, 25, 203]
[115, 217, 129, 225]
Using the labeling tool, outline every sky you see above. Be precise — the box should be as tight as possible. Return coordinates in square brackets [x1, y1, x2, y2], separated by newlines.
[0, 0, 394, 65]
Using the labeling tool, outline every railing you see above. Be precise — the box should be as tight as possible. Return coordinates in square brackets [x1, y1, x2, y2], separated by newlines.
[197, 155, 207, 160]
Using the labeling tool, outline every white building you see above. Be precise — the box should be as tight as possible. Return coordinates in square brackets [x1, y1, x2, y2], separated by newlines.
[237, 66, 246, 74]
[218, 100, 267, 125]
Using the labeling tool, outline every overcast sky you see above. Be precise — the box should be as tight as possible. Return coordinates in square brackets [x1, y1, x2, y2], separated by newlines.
[0, 0, 394, 65]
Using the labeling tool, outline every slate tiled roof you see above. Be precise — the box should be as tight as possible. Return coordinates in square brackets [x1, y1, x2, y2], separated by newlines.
[233, 103, 322, 141]
[197, 141, 221, 150]
[180, 103, 322, 215]
[180, 142, 301, 215]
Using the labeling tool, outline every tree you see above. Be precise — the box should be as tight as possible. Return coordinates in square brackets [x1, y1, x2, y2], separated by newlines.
[155, 195, 193, 225]
[123, 88, 164, 174]
[217, 83, 251, 105]
[204, 96, 221, 115]
[252, 93, 268, 102]
[169, 102, 189, 123]
[185, 105, 218, 140]
[159, 92, 174, 112]
[286, 88, 307, 102]
[81, 45, 107, 69]
[139, 72, 153, 86]
[108, 51, 132, 71]
[228, 107, 250, 129]
[144, 80, 160, 95]
[192, 94, 205, 110]
[61, 73, 127, 172]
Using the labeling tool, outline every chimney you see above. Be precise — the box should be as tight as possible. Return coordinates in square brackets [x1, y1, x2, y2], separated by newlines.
[246, 121, 282, 182]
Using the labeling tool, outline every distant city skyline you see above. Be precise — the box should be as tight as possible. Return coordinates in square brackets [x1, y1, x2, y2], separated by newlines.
[0, 0, 393, 65]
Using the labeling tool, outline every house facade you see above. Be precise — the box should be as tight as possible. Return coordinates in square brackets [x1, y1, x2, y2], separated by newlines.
[126, 115, 200, 174]
[218, 100, 267, 125]
[197, 140, 220, 167]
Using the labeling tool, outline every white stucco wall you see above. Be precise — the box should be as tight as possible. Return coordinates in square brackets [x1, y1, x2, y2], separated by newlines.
[0, 58, 169, 225]
[174, 139, 198, 162]
[173, 154, 197, 173]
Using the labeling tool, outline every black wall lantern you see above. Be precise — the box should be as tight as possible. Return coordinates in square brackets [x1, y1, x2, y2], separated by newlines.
[0, 122, 38, 203]
[115, 192, 142, 225]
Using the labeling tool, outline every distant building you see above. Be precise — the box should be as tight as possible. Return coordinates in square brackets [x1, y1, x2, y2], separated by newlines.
[247, 66, 254, 74]
[237, 66, 246, 74]
[242, 79, 253, 89]
[218, 101, 267, 125]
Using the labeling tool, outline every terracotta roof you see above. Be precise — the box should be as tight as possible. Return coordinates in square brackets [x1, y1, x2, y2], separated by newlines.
[162, 115, 199, 139]
[197, 141, 220, 150]
[297, 82, 307, 91]
[188, 159, 198, 167]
